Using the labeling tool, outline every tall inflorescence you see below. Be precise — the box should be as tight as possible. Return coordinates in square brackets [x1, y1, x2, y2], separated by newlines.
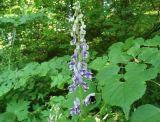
[68, 1, 94, 116]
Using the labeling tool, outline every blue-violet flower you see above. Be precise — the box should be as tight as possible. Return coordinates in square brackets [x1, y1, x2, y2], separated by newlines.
[70, 98, 81, 115]
[69, 1, 94, 116]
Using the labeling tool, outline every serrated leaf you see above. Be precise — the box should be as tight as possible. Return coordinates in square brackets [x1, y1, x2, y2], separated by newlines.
[0, 70, 15, 96]
[54, 56, 70, 69]
[36, 62, 50, 76]
[22, 62, 40, 76]
[131, 104, 160, 122]
[51, 73, 70, 88]
[6, 99, 30, 121]
[14, 77, 29, 89]
[50, 96, 65, 105]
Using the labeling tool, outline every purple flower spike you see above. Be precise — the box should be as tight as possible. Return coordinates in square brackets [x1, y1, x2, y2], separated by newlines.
[68, 83, 77, 92]
[79, 69, 85, 76]
[69, 60, 75, 70]
[81, 43, 89, 50]
[82, 50, 88, 58]
[68, 1, 94, 116]
[80, 61, 87, 70]
[70, 98, 81, 115]
[84, 70, 93, 80]
[72, 54, 77, 60]
[81, 81, 89, 91]
[72, 75, 81, 85]
[83, 93, 95, 106]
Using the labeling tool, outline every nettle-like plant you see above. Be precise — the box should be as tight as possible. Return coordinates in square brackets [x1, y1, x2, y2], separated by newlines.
[0, 56, 71, 122]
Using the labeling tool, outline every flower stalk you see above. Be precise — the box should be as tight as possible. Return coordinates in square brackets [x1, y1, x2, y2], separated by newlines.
[68, 1, 95, 117]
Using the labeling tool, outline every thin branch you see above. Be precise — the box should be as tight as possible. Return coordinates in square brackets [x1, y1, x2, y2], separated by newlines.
[149, 80, 160, 87]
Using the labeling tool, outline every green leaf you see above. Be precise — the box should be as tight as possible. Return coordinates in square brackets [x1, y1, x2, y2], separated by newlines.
[14, 76, 29, 89]
[0, 112, 17, 122]
[83, 117, 96, 122]
[123, 37, 135, 50]
[127, 43, 141, 57]
[143, 51, 160, 67]
[143, 36, 160, 46]
[131, 104, 160, 122]
[36, 62, 50, 76]
[124, 37, 144, 50]
[6, 99, 30, 121]
[0, 70, 15, 97]
[58, 117, 71, 122]
[97, 62, 158, 120]
[96, 64, 120, 86]
[89, 56, 108, 70]
[138, 47, 158, 63]
[107, 118, 116, 122]
[102, 79, 146, 120]
[108, 42, 131, 64]
[50, 73, 70, 88]
[22, 62, 40, 76]
[124, 62, 150, 82]
[50, 96, 65, 105]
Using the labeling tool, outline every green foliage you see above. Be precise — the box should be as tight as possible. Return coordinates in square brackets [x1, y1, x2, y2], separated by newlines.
[0, 13, 47, 27]
[95, 35, 160, 120]
[0, 35, 160, 122]
[6, 99, 30, 121]
[0, 0, 160, 121]
[0, 112, 16, 122]
[89, 55, 108, 70]
[131, 104, 160, 122]
[0, 56, 71, 121]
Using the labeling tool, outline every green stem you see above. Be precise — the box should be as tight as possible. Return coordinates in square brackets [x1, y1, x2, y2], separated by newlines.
[100, 104, 106, 119]
[79, 87, 83, 121]
[95, 103, 107, 122]
[8, 27, 16, 70]
[77, 9, 84, 121]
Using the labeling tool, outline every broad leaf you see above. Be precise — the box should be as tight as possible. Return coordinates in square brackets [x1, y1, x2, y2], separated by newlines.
[97, 62, 158, 119]
[143, 36, 160, 46]
[131, 104, 160, 122]
[138, 47, 158, 63]
[89, 56, 108, 70]
[102, 79, 146, 120]
[108, 42, 131, 64]
[96, 64, 120, 86]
